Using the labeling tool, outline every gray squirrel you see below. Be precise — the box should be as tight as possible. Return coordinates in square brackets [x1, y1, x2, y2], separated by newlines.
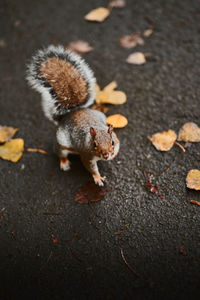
[26, 45, 120, 186]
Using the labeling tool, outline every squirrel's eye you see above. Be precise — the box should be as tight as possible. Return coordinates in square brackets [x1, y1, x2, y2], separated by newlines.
[93, 142, 97, 148]
[112, 140, 114, 146]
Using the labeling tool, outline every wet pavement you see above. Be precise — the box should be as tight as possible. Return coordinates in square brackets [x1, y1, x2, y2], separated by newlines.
[0, 0, 200, 299]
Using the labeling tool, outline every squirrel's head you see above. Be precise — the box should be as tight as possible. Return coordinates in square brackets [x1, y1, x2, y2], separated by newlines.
[90, 125, 119, 160]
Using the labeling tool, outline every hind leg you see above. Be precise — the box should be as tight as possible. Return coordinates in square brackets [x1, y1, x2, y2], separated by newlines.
[55, 142, 71, 171]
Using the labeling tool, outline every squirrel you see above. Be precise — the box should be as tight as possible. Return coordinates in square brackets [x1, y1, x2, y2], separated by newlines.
[26, 45, 120, 186]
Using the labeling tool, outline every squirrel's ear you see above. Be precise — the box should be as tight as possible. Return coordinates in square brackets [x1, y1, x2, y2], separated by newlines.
[108, 124, 113, 135]
[90, 127, 96, 138]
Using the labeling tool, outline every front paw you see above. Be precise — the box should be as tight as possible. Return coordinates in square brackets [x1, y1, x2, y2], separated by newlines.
[93, 174, 106, 186]
[60, 158, 70, 171]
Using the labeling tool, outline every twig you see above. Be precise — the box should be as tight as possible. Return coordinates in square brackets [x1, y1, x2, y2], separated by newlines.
[37, 251, 53, 277]
[175, 141, 186, 152]
[69, 233, 82, 262]
[43, 212, 63, 215]
[120, 248, 139, 277]
[25, 148, 48, 155]
[190, 200, 200, 206]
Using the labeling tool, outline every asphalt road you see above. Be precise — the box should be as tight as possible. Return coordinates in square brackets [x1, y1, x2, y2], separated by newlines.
[0, 0, 200, 299]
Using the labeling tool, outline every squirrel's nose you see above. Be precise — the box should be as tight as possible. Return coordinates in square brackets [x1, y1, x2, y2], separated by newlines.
[103, 152, 109, 159]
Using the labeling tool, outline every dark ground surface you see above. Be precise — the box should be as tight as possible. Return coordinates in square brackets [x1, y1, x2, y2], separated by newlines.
[0, 0, 200, 299]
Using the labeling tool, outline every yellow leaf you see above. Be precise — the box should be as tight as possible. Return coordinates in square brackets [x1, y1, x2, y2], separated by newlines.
[85, 7, 110, 22]
[178, 122, 200, 142]
[95, 81, 127, 105]
[0, 126, 18, 143]
[149, 129, 177, 151]
[106, 114, 128, 128]
[0, 138, 24, 162]
[186, 169, 200, 190]
[104, 81, 118, 92]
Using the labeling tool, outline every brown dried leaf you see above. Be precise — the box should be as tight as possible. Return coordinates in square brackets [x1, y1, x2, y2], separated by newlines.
[67, 40, 93, 54]
[0, 126, 18, 143]
[106, 114, 128, 128]
[91, 104, 109, 114]
[143, 28, 153, 37]
[149, 129, 177, 151]
[126, 52, 146, 65]
[109, 0, 126, 8]
[178, 122, 200, 142]
[0, 138, 24, 162]
[119, 33, 144, 49]
[85, 7, 110, 22]
[186, 169, 200, 190]
[75, 182, 105, 204]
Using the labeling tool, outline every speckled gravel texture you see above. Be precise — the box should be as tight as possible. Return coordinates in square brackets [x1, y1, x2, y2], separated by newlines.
[0, 0, 200, 299]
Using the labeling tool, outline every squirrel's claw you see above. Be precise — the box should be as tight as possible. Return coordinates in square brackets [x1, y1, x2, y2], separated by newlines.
[93, 174, 106, 186]
[60, 158, 70, 171]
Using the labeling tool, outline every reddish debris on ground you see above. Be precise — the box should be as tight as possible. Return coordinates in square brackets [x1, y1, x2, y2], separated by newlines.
[145, 173, 164, 199]
[51, 234, 59, 244]
[180, 245, 187, 256]
[75, 182, 105, 204]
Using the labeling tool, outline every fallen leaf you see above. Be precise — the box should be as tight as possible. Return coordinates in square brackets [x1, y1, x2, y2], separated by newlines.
[0, 138, 24, 162]
[91, 103, 109, 114]
[106, 114, 128, 128]
[75, 182, 105, 203]
[178, 122, 200, 142]
[96, 81, 127, 105]
[190, 200, 200, 206]
[109, 0, 126, 8]
[126, 52, 146, 65]
[143, 28, 153, 37]
[51, 234, 59, 244]
[148, 129, 177, 151]
[104, 81, 118, 92]
[119, 33, 144, 49]
[85, 7, 110, 22]
[67, 40, 93, 54]
[186, 169, 200, 190]
[0, 126, 18, 143]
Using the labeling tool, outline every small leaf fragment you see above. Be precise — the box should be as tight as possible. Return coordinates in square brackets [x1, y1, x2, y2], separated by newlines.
[119, 33, 144, 49]
[143, 28, 153, 37]
[186, 169, 200, 190]
[149, 129, 177, 151]
[178, 122, 200, 142]
[0, 138, 24, 162]
[109, 0, 126, 8]
[51, 234, 59, 244]
[106, 114, 128, 128]
[75, 182, 105, 203]
[126, 52, 146, 65]
[85, 7, 110, 22]
[67, 40, 93, 54]
[0, 126, 18, 143]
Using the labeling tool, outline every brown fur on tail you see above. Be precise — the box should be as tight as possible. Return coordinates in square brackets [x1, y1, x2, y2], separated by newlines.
[40, 57, 88, 109]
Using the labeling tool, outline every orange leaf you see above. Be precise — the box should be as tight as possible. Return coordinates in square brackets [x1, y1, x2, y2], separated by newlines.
[0, 126, 18, 143]
[186, 169, 200, 190]
[148, 130, 177, 151]
[106, 114, 128, 128]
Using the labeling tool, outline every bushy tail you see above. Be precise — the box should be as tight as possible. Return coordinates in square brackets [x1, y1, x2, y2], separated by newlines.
[26, 45, 96, 123]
